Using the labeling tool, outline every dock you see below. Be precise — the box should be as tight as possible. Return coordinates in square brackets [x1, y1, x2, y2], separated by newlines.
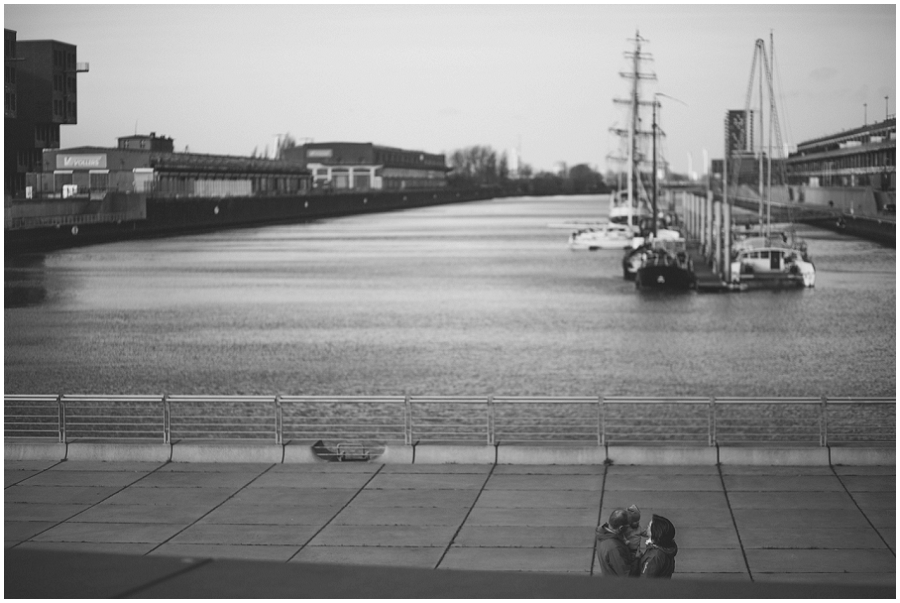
[686, 241, 730, 292]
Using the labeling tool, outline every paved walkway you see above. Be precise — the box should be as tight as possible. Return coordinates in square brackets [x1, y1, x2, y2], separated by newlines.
[5, 461, 895, 588]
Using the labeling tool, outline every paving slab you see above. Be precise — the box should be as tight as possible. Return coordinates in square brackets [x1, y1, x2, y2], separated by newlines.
[366, 473, 488, 490]
[663, 527, 740, 549]
[170, 524, 320, 545]
[675, 548, 748, 573]
[248, 471, 376, 489]
[600, 506, 735, 529]
[738, 526, 887, 549]
[719, 466, 835, 476]
[745, 548, 896, 573]
[31, 521, 188, 544]
[603, 475, 723, 491]
[484, 474, 603, 491]
[229, 486, 357, 506]
[600, 490, 728, 510]
[4, 485, 121, 504]
[5, 471, 43, 487]
[197, 503, 338, 526]
[722, 475, 843, 491]
[860, 507, 895, 528]
[848, 491, 896, 508]
[100, 486, 237, 506]
[454, 525, 593, 548]
[439, 546, 592, 573]
[491, 465, 605, 475]
[831, 465, 895, 476]
[875, 527, 894, 549]
[380, 464, 492, 474]
[332, 505, 469, 526]
[839, 475, 895, 492]
[291, 546, 445, 569]
[5, 521, 58, 542]
[465, 506, 598, 527]
[5, 502, 91, 522]
[133, 471, 263, 489]
[156, 462, 276, 473]
[753, 572, 895, 585]
[309, 525, 458, 547]
[18, 470, 149, 488]
[267, 462, 379, 473]
[606, 465, 719, 476]
[731, 508, 870, 530]
[349, 488, 479, 508]
[70, 503, 214, 524]
[149, 543, 300, 562]
[15, 541, 159, 556]
[4, 461, 61, 471]
[726, 490, 858, 509]
[49, 461, 166, 472]
[476, 489, 599, 509]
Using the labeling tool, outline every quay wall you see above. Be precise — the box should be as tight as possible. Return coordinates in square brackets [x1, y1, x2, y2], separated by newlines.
[4, 187, 502, 254]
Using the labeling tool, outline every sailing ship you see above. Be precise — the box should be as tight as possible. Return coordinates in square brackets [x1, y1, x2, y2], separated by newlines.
[726, 35, 816, 289]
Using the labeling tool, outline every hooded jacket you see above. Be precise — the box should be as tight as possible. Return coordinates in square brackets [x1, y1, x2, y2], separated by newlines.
[639, 541, 677, 578]
[595, 523, 637, 577]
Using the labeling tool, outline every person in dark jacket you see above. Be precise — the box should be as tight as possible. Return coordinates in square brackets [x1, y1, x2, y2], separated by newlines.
[595, 509, 637, 577]
[639, 514, 677, 578]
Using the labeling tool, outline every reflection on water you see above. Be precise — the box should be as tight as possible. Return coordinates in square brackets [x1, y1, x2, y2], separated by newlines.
[4, 255, 47, 308]
[4, 195, 896, 397]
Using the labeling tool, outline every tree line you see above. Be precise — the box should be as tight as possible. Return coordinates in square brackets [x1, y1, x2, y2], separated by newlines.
[447, 145, 609, 196]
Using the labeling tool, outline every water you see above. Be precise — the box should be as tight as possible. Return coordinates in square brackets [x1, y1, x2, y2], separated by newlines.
[4, 195, 895, 398]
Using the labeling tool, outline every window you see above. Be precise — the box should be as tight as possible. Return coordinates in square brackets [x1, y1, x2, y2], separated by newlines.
[89, 171, 109, 192]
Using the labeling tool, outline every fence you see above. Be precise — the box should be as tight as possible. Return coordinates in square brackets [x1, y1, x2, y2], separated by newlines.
[4, 395, 894, 447]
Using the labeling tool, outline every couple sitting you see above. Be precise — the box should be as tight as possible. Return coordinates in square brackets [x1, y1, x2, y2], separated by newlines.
[595, 505, 677, 578]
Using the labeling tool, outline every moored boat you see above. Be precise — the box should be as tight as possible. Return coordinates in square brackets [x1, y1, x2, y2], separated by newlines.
[634, 238, 695, 289]
[568, 222, 637, 250]
[729, 235, 815, 289]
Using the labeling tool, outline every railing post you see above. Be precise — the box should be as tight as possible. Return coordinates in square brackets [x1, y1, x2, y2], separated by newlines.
[600, 396, 606, 446]
[163, 394, 170, 444]
[820, 395, 828, 447]
[404, 396, 412, 446]
[708, 397, 717, 447]
[275, 395, 283, 445]
[57, 394, 66, 444]
[487, 396, 495, 446]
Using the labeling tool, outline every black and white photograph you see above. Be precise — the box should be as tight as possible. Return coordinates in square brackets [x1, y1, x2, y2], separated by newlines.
[4, 3, 895, 598]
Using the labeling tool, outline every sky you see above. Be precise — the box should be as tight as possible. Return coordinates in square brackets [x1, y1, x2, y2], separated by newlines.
[5, 3, 896, 175]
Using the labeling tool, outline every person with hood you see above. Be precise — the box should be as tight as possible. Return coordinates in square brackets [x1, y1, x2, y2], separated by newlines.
[595, 508, 636, 577]
[639, 514, 678, 578]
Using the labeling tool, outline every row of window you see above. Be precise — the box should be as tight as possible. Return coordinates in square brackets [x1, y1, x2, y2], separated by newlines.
[4, 91, 16, 115]
[5, 64, 15, 85]
[52, 74, 76, 93]
[5, 37, 16, 58]
[789, 149, 895, 175]
[53, 49, 75, 69]
[52, 99, 76, 118]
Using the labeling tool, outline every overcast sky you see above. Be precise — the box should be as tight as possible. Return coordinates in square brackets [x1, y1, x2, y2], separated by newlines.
[5, 3, 895, 174]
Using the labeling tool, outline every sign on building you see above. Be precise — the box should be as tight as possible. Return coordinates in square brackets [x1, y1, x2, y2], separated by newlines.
[56, 154, 107, 169]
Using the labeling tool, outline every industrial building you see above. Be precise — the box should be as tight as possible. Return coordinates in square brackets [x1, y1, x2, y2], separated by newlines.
[30, 133, 312, 200]
[4, 29, 88, 196]
[282, 142, 449, 191]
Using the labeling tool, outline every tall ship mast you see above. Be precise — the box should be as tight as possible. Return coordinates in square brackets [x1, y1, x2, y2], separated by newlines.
[608, 30, 658, 227]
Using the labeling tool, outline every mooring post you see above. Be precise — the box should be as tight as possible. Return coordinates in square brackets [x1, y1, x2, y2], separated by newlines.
[404, 396, 412, 446]
[487, 396, 495, 446]
[274, 395, 283, 445]
[820, 396, 828, 447]
[57, 394, 66, 444]
[708, 397, 717, 447]
[163, 394, 170, 444]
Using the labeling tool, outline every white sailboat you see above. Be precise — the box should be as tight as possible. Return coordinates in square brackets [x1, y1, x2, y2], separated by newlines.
[728, 34, 816, 289]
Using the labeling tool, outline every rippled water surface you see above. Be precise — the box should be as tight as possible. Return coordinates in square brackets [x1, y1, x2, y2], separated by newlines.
[4, 195, 895, 397]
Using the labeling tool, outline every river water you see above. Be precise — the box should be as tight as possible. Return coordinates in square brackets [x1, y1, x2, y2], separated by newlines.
[4, 194, 895, 398]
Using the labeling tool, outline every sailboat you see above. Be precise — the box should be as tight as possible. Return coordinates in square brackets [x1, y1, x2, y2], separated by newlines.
[727, 35, 816, 289]
[634, 96, 695, 290]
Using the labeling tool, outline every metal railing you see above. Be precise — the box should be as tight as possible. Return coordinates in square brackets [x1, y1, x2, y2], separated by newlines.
[3, 394, 895, 446]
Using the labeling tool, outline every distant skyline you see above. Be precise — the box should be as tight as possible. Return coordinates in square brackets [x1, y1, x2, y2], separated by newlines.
[5, 3, 895, 174]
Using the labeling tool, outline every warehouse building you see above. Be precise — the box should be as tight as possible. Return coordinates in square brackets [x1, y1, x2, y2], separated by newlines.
[282, 142, 449, 191]
[29, 133, 312, 200]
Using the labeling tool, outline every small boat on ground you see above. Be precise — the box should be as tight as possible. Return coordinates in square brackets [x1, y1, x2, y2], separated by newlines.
[568, 222, 636, 250]
[728, 235, 816, 289]
[634, 238, 695, 290]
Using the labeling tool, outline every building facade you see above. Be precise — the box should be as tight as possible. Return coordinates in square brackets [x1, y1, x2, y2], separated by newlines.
[282, 142, 449, 191]
[30, 134, 312, 200]
[786, 117, 896, 191]
[4, 29, 88, 196]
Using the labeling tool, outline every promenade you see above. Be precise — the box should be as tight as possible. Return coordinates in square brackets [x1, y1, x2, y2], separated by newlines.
[5, 458, 895, 597]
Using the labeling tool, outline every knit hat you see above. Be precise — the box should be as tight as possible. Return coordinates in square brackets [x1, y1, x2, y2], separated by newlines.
[626, 504, 641, 525]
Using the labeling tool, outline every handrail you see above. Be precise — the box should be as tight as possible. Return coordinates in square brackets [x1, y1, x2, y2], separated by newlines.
[3, 394, 895, 446]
